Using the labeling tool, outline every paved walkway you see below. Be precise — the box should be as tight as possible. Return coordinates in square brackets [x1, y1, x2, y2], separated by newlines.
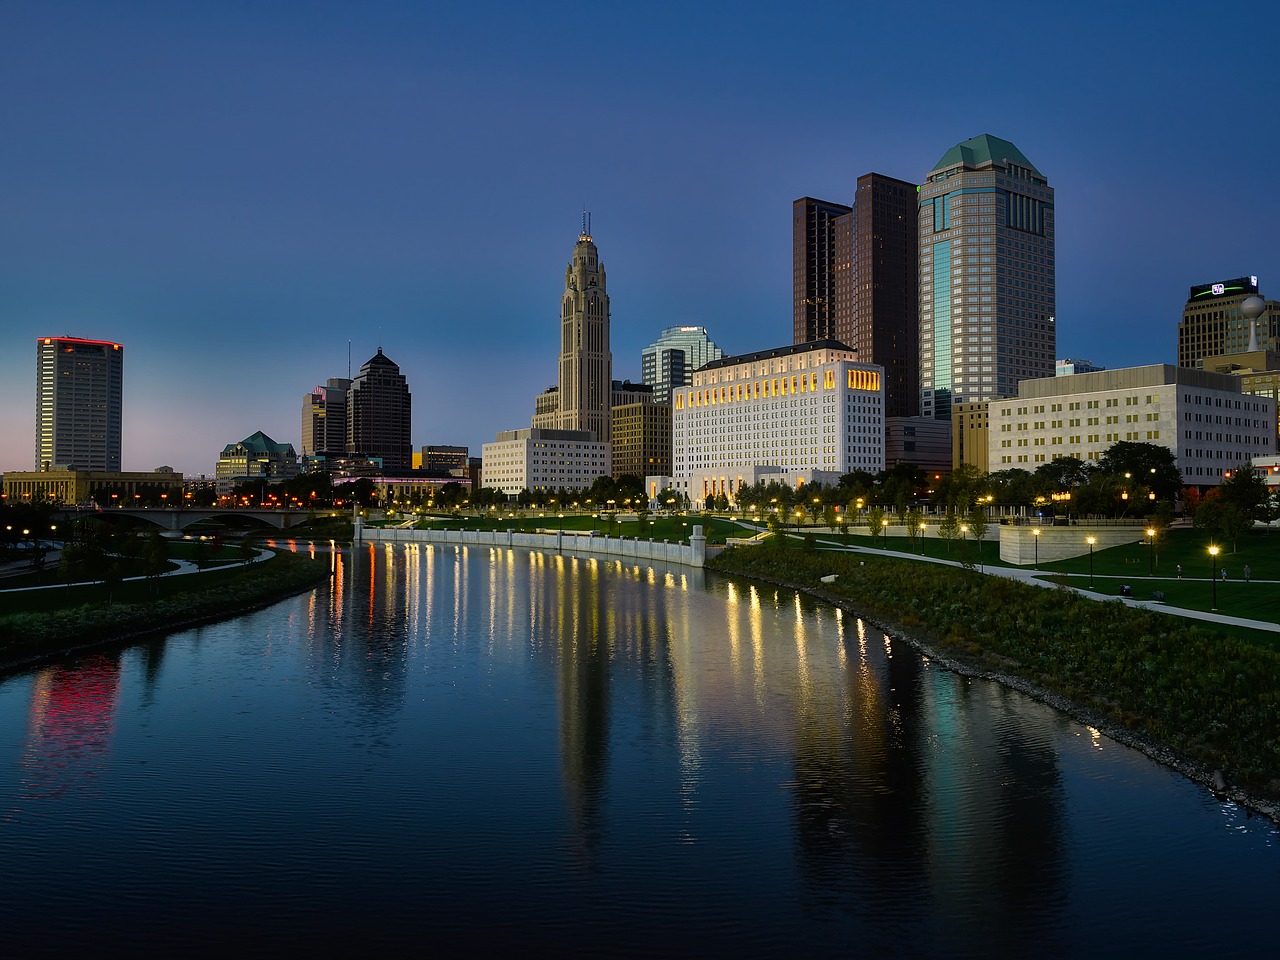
[0, 547, 273, 594]
[794, 534, 1280, 634]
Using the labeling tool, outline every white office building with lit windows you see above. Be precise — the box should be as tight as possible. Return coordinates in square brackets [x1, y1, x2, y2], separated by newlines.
[672, 339, 884, 506]
[481, 428, 610, 496]
[987, 364, 1275, 487]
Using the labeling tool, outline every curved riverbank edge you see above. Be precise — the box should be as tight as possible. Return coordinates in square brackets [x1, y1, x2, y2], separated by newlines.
[708, 548, 1280, 826]
[0, 552, 332, 674]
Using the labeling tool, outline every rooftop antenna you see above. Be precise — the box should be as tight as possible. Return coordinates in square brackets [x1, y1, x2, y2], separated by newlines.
[348, 339, 351, 379]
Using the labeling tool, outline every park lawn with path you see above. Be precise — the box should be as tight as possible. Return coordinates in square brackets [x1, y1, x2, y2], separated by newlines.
[709, 539, 1280, 811]
[0, 549, 331, 668]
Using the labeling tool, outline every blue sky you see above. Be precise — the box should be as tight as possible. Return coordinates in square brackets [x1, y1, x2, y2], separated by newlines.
[2, 0, 1277, 476]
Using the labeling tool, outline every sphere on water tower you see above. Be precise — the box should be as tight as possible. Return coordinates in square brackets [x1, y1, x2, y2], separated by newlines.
[1241, 296, 1266, 353]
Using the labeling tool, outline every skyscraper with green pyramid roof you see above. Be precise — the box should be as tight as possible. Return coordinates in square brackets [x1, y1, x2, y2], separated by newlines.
[918, 134, 1055, 421]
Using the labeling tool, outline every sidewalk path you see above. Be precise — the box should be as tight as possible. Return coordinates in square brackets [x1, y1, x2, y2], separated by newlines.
[0, 547, 273, 595]
[749, 527, 1280, 635]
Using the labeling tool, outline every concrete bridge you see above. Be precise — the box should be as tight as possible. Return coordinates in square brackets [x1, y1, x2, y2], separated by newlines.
[55, 507, 343, 532]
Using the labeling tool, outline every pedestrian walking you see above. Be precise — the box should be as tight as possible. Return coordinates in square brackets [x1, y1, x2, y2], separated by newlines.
[1244, 564, 1251, 582]
[1221, 566, 1228, 581]
[1176, 563, 1182, 579]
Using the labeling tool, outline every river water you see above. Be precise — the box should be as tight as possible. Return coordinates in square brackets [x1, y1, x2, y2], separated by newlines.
[0, 542, 1276, 957]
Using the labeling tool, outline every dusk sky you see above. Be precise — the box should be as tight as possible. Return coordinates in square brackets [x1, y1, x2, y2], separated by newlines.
[3, 1, 1277, 477]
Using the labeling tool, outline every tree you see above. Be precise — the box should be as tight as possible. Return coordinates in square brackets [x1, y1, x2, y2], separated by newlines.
[1096, 441, 1183, 501]
[906, 507, 924, 551]
[966, 506, 989, 571]
[238, 536, 257, 565]
[938, 510, 960, 555]
[866, 506, 887, 545]
[1218, 465, 1270, 522]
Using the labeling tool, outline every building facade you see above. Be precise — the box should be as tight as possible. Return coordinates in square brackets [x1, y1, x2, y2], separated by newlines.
[347, 348, 412, 473]
[919, 134, 1056, 420]
[3, 467, 182, 505]
[1056, 359, 1104, 377]
[641, 326, 724, 405]
[951, 400, 991, 472]
[301, 377, 352, 458]
[793, 197, 853, 345]
[846, 173, 920, 417]
[885, 417, 951, 473]
[415, 445, 470, 474]
[987, 365, 1276, 486]
[35, 336, 124, 472]
[1178, 276, 1279, 368]
[672, 340, 884, 506]
[481, 428, 610, 495]
[215, 431, 299, 494]
[531, 223, 613, 442]
[611, 402, 672, 480]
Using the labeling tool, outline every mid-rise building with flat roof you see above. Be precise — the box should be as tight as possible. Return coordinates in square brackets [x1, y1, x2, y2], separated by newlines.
[988, 365, 1275, 486]
[1056, 359, 1104, 376]
[3, 467, 182, 505]
[481, 428, 609, 495]
[672, 339, 884, 506]
[951, 400, 991, 472]
[35, 336, 124, 472]
[611, 402, 671, 480]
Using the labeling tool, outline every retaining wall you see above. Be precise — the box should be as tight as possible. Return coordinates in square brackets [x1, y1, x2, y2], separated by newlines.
[358, 522, 709, 568]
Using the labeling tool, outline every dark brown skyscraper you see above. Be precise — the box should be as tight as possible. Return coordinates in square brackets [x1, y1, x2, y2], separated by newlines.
[347, 348, 412, 473]
[793, 197, 852, 344]
[849, 173, 919, 417]
[792, 177, 919, 417]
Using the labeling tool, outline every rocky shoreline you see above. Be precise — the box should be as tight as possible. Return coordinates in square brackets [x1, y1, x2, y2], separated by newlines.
[724, 567, 1280, 827]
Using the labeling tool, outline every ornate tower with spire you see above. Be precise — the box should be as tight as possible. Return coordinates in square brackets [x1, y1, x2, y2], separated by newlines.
[533, 215, 613, 442]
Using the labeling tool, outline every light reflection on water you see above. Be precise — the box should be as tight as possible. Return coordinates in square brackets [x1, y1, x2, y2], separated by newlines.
[0, 542, 1276, 956]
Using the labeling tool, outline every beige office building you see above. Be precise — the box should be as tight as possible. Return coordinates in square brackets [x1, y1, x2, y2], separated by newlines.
[988, 365, 1275, 486]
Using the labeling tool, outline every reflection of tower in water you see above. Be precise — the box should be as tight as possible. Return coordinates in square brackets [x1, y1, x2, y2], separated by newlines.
[20, 654, 122, 802]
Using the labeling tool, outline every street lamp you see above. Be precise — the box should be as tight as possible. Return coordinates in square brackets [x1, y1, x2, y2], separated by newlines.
[1146, 527, 1156, 575]
[1209, 544, 1220, 610]
[1032, 527, 1040, 568]
[881, 518, 889, 549]
[1086, 536, 1096, 588]
[918, 521, 926, 554]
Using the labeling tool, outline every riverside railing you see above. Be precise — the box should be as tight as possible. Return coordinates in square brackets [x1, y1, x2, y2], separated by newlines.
[355, 518, 709, 568]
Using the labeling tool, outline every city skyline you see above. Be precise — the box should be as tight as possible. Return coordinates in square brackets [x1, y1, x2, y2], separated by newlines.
[2, 1, 1278, 476]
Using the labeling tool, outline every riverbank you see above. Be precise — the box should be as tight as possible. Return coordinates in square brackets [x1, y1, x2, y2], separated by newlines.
[0, 550, 332, 672]
[708, 542, 1280, 822]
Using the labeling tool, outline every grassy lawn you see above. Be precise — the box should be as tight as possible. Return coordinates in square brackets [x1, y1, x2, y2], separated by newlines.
[1, 552, 269, 615]
[775, 524, 1279, 626]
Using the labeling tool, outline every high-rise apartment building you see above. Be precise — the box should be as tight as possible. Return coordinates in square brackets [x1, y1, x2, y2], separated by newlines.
[1177, 276, 1279, 368]
[641, 326, 724, 405]
[847, 173, 919, 417]
[919, 134, 1056, 420]
[347, 348, 412, 473]
[301, 377, 352, 458]
[532, 221, 612, 442]
[793, 197, 852, 344]
[35, 336, 124, 471]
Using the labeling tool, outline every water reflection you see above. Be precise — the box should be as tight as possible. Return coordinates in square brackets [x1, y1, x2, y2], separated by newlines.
[1, 543, 1276, 955]
[17, 655, 121, 804]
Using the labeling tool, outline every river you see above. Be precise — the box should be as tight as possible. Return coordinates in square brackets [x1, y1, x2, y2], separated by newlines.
[0, 542, 1276, 957]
